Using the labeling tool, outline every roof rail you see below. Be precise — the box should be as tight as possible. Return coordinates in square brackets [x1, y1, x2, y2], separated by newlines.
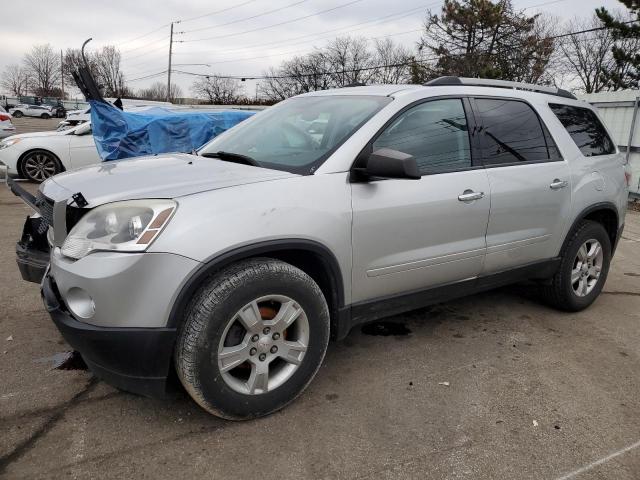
[424, 76, 577, 100]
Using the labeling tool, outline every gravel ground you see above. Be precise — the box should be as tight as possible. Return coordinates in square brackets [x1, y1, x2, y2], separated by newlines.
[1, 182, 640, 479]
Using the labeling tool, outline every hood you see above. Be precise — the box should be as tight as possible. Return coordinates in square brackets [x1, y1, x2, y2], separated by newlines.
[3, 130, 69, 141]
[41, 153, 297, 207]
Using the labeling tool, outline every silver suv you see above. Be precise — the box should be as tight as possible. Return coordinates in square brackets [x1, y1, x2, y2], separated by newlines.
[11, 77, 630, 420]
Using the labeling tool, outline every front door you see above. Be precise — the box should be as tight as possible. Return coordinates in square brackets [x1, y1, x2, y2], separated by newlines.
[69, 124, 101, 169]
[351, 98, 490, 303]
[472, 97, 572, 274]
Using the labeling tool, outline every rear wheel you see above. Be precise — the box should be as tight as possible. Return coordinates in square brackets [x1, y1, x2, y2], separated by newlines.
[541, 220, 611, 311]
[20, 150, 63, 183]
[12, 110, 23, 118]
[175, 258, 330, 420]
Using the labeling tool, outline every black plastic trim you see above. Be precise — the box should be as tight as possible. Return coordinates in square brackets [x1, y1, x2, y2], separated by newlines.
[167, 239, 346, 331]
[342, 258, 560, 338]
[559, 202, 620, 255]
[42, 275, 177, 398]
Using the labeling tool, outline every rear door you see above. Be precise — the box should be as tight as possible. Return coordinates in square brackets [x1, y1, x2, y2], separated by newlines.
[472, 97, 572, 274]
[351, 97, 490, 303]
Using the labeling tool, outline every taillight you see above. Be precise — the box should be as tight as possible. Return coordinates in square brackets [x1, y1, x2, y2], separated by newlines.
[0, 114, 10, 121]
[624, 170, 632, 187]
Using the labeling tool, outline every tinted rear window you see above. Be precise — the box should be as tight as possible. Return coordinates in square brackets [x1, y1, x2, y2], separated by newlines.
[549, 104, 615, 157]
[476, 99, 553, 165]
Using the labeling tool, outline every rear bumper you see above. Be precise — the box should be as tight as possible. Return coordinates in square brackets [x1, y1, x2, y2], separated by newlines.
[42, 274, 177, 398]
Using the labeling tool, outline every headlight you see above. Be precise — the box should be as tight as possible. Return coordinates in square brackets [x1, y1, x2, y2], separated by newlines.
[0, 138, 22, 150]
[61, 199, 176, 259]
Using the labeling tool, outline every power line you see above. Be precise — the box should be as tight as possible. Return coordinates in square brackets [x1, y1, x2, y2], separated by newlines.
[180, 0, 311, 34]
[177, 0, 259, 24]
[128, 70, 168, 82]
[173, 4, 431, 56]
[121, 35, 169, 54]
[116, 24, 171, 46]
[180, 0, 367, 43]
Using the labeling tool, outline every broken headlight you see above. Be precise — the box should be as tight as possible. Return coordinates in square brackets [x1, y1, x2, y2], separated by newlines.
[61, 199, 176, 259]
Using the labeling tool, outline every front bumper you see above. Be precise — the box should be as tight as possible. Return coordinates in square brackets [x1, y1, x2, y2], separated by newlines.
[42, 274, 178, 398]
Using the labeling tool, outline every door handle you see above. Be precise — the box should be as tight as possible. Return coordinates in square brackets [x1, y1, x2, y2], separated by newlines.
[458, 190, 485, 202]
[549, 179, 569, 190]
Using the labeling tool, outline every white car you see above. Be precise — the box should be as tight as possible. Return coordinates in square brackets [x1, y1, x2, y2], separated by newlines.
[0, 106, 16, 139]
[0, 122, 98, 182]
[58, 99, 173, 130]
[9, 104, 54, 119]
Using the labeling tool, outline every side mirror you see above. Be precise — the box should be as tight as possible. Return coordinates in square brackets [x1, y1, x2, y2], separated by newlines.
[363, 148, 421, 180]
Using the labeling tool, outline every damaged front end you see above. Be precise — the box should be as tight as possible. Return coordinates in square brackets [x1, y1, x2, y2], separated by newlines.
[9, 177, 88, 283]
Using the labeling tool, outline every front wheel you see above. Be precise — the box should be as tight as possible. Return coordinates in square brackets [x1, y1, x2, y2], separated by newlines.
[175, 258, 330, 420]
[41, 113, 51, 119]
[20, 150, 63, 183]
[541, 220, 611, 311]
[12, 110, 23, 118]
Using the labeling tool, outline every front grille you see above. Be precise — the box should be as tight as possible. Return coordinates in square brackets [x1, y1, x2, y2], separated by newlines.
[34, 191, 88, 235]
[34, 191, 54, 234]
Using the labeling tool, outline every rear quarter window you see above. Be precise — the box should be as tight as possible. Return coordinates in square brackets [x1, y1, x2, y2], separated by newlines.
[549, 104, 616, 157]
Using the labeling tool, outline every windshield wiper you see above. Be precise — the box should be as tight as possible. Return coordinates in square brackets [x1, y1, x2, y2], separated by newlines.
[201, 150, 261, 167]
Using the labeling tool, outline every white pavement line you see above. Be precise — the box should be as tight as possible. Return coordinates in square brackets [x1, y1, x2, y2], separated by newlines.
[554, 439, 640, 480]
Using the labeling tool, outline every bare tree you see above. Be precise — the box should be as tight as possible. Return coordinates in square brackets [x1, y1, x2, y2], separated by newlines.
[23, 44, 61, 96]
[191, 76, 244, 104]
[325, 37, 375, 86]
[1, 64, 29, 96]
[94, 46, 128, 97]
[556, 16, 615, 93]
[137, 81, 183, 102]
[370, 39, 413, 84]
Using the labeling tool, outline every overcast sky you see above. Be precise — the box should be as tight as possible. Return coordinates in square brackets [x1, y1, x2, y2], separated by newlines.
[0, 0, 628, 99]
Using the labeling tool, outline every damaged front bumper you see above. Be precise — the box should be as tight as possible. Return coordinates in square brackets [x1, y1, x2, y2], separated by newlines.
[8, 178, 52, 283]
[16, 215, 50, 283]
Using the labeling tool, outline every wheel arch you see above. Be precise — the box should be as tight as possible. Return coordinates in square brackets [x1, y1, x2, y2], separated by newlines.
[167, 239, 347, 339]
[560, 202, 619, 255]
[18, 148, 65, 178]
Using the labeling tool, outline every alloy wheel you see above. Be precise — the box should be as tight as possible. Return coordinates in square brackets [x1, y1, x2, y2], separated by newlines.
[217, 295, 310, 395]
[571, 238, 603, 297]
[24, 153, 57, 182]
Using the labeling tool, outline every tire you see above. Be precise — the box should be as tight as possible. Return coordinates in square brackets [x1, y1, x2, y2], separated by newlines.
[12, 110, 23, 118]
[19, 150, 63, 183]
[540, 220, 611, 311]
[175, 258, 330, 420]
[41, 113, 51, 119]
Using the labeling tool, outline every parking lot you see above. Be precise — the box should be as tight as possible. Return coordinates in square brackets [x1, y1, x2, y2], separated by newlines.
[0, 174, 639, 479]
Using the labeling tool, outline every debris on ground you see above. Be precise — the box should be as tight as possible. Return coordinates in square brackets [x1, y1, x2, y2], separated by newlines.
[34, 351, 88, 370]
[533, 420, 539, 427]
[6, 335, 13, 341]
[438, 381, 450, 386]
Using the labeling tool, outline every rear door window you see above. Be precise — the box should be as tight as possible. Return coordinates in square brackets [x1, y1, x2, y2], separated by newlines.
[475, 98, 554, 165]
[549, 104, 616, 157]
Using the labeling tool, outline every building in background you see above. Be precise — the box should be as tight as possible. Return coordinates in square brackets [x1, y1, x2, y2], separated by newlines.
[580, 90, 640, 196]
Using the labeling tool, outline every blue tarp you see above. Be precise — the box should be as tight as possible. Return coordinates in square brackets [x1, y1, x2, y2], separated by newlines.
[89, 100, 255, 161]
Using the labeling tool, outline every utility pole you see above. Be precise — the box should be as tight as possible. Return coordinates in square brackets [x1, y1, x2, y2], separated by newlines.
[60, 49, 65, 100]
[167, 22, 174, 102]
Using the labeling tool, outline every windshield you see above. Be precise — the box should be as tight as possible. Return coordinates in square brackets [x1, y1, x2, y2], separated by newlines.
[198, 95, 391, 174]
